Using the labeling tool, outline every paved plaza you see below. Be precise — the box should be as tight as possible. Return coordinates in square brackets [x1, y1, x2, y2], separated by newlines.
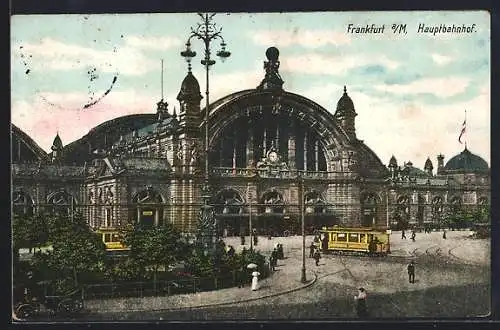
[56, 230, 490, 320]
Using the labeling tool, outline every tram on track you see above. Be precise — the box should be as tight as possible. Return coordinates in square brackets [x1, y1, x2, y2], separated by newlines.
[316, 226, 391, 256]
[95, 228, 129, 254]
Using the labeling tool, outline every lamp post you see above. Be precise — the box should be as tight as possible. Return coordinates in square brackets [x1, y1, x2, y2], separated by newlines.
[300, 175, 307, 283]
[181, 13, 231, 249]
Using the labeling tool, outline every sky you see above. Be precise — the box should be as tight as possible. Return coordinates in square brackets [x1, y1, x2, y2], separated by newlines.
[11, 11, 490, 169]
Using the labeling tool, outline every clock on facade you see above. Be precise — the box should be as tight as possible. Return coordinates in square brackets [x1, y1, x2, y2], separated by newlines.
[268, 151, 278, 163]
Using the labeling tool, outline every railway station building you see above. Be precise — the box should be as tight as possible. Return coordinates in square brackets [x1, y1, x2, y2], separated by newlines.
[11, 48, 490, 235]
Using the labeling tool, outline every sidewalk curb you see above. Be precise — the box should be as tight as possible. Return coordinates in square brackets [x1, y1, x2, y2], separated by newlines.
[89, 271, 318, 314]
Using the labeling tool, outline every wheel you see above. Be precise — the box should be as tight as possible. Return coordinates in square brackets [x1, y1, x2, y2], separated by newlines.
[15, 304, 35, 319]
[72, 300, 84, 312]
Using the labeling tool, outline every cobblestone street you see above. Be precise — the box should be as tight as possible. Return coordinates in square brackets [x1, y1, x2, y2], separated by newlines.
[60, 230, 491, 321]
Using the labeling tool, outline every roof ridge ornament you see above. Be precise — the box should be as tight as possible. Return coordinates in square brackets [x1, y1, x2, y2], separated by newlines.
[257, 47, 284, 91]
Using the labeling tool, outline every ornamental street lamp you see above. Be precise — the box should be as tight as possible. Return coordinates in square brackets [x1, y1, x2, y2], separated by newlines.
[181, 13, 231, 251]
[300, 174, 307, 283]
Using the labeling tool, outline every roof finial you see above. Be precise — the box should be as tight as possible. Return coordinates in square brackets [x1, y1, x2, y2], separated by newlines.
[187, 62, 192, 73]
[173, 106, 177, 118]
[343, 85, 347, 94]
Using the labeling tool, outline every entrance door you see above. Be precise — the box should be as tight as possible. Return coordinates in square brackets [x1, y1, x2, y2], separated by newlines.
[140, 209, 156, 228]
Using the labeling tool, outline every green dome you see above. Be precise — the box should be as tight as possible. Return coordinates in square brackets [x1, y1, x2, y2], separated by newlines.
[444, 148, 489, 173]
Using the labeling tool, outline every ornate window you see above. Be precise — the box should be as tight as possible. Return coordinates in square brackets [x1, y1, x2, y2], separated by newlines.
[361, 193, 378, 227]
[261, 190, 284, 214]
[47, 190, 75, 216]
[431, 196, 443, 219]
[305, 191, 326, 214]
[449, 196, 462, 213]
[13, 190, 34, 216]
[214, 189, 243, 215]
[132, 186, 164, 227]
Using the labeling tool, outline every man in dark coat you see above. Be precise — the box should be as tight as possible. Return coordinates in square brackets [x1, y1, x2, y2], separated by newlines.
[313, 249, 321, 266]
[411, 230, 416, 242]
[237, 266, 246, 288]
[271, 248, 278, 271]
[401, 230, 406, 239]
[309, 242, 316, 258]
[407, 261, 415, 283]
[354, 287, 368, 318]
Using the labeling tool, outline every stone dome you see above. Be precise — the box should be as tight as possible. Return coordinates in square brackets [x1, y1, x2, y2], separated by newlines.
[335, 86, 356, 117]
[444, 148, 489, 173]
[177, 71, 202, 103]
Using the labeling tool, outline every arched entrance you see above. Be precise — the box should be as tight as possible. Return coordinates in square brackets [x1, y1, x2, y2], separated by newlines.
[214, 189, 244, 237]
[133, 186, 164, 228]
[304, 191, 331, 231]
[361, 193, 378, 227]
[13, 190, 34, 217]
[258, 190, 285, 235]
[47, 190, 76, 217]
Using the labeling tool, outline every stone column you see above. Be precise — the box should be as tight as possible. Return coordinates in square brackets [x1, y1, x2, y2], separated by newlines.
[314, 139, 319, 171]
[303, 129, 308, 171]
[246, 118, 255, 168]
[287, 118, 296, 169]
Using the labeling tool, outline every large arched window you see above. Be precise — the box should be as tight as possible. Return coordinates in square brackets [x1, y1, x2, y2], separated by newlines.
[260, 190, 284, 214]
[417, 194, 426, 225]
[214, 189, 244, 215]
[394, 195, 410, 227]
[361, 193, 378, 227]
[47, 190, 76, 217]
[13, 190, 34, 216]
[449, 196, 462, 214]
[431, 196, 443, 220]
[304, 191, 326, 214]
[133, 186, 164, 228]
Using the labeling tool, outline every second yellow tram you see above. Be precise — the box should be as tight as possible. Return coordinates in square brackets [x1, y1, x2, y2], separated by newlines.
[317, 226, 391, 256]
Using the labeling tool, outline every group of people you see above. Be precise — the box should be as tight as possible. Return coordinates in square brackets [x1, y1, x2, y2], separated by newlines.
[402, 228, 447, 241]
[401, 229, 417, 242]
[269, 243, 284, 271]
[239, 228, 259, 246]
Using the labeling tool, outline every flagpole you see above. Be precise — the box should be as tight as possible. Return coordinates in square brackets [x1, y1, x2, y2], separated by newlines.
[464, 109, 467, 149]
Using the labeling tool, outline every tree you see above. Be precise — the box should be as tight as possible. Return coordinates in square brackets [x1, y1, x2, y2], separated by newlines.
[42, 212, 107, 291]
[121, 223, 184, 292]
[12, 213, 49, 256]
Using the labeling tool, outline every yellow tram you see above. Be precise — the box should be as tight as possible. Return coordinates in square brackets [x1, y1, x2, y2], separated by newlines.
[317, 226, 391, 256]
[95, 228, 129, 252]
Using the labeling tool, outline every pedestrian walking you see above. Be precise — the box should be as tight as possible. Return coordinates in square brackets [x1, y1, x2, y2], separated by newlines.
[271, 248, 278, 270]
[240, 233, 246, 246]
[354, 287, 368, 318]
[443, 230, 447, 239]
[227, 245, 235, 257]
[309, 242, 316, 258]
[411, 230, 416, 242]
[251, 270, 260, 291]
[407, 261, 415, 283]
[313, 249, 321, 266]
[401, 230, 406, 239]
[236, 266, 246, 288]
[269, 255, 276, 271]
[253, 234, 258, 246]
[277, 243, 284, 259]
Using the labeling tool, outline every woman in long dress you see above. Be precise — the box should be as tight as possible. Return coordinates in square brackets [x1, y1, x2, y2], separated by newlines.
[251, 271, 260, 291]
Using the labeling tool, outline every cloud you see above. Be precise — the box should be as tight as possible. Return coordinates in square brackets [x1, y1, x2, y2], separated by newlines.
[280, 53, 399, 76]
[374, 77, 470, 98]
[12, 37, 181, 76]
[251, 30, 351, 48]
[11, 89, 177, 152]
[299, 82, 489, 168]
[123, 35, 182, 50]
[431, 53, 453, 65]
